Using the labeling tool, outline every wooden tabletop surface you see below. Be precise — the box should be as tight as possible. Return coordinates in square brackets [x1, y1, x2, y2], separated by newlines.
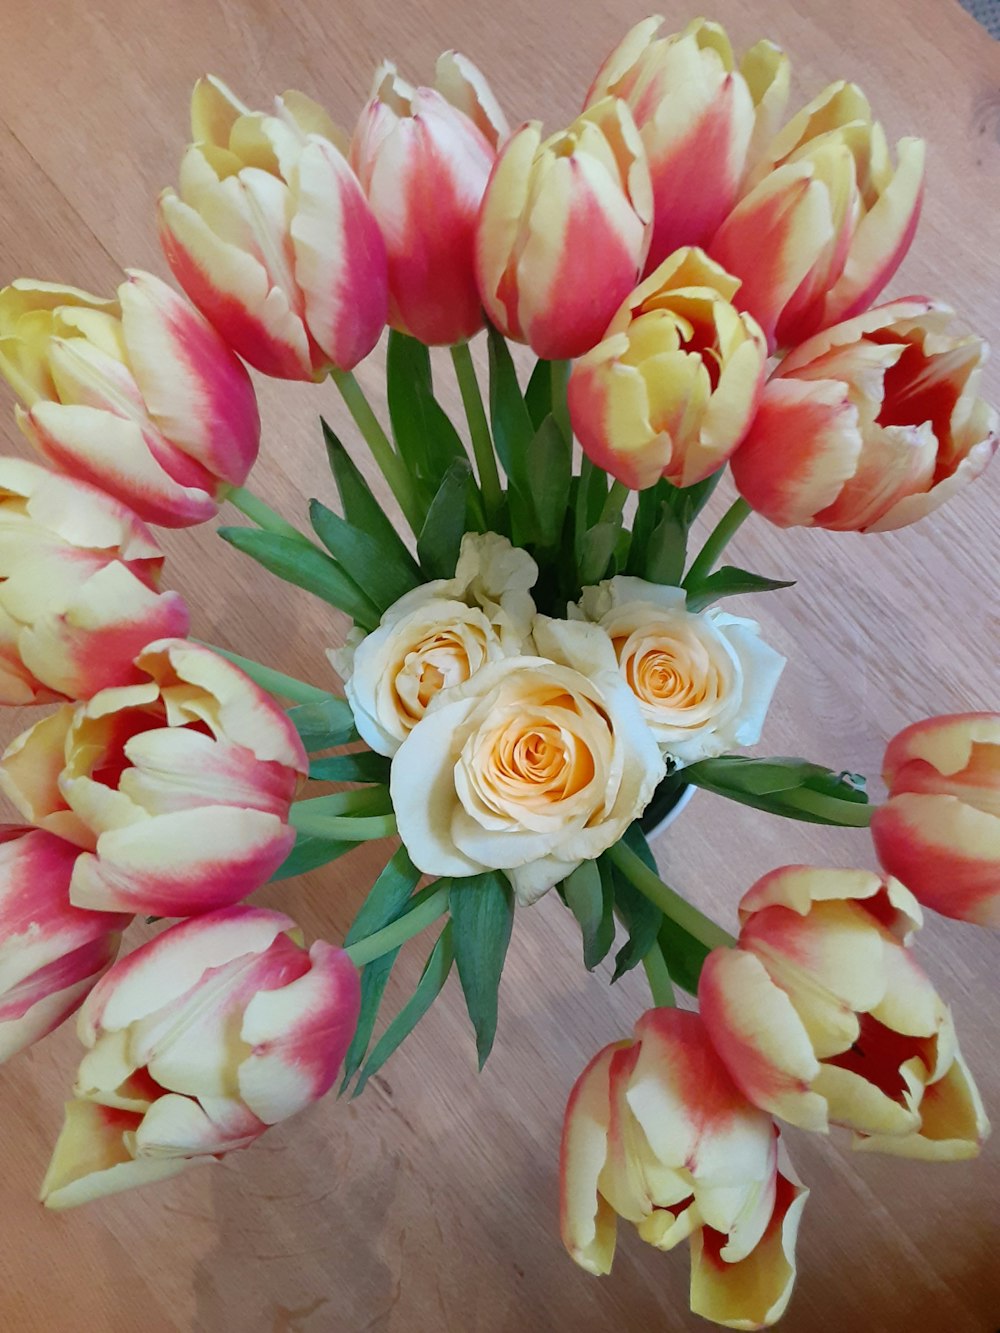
[0, 1, 998, 1330]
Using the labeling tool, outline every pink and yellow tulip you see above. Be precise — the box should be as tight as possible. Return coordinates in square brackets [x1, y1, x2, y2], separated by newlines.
[0, 458, 189, 704]
[0, 271, 260, 527]
[872, 713, 1000, 928]
[567, 247, 766, 490]
[561, 1007, 807, 1329]
[0, 639, 308, 918]
[699, 866, 989, 1159]
[730, 298, 997, 531]
[0, 826, 129, 1064]
[40, 906, 359, 1208]
[586, 17, 790, 273]
[475, 99, 652, 360]
[351, 56, 503, 345]
[159, 76, 387, 379]
[709, 82, 925, 350]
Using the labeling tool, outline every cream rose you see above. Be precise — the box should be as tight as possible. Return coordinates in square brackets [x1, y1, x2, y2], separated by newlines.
[390, 619, 665, 905]
[331, 533, 537, 756]
[570, 576, 785, 766]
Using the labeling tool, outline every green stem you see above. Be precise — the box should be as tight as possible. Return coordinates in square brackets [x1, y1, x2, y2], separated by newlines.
[642, 943, 676, 1008]
[607, 842, 735, 952]
[330, 368, 422, 533]
[600, 479, 629, 526]
[785, 791, 875, 827]
[289, 811, 397, 842]
[549, 358, 571, 441]
[225, 485, 307, 541]
[344, 886, 450, 968]
[451, 341, 503, 527]
[684, 496, 753, 587]
[195, 642, 329, 705]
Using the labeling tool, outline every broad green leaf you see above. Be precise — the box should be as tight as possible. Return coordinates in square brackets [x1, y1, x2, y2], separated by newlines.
[486, 325, 534, 498]
[269, 830, 353, 882]
[340, 950, 399, 1093]
[450, 871, 515, 1068]
[309, 499, 420, 614]
[354, 921, 455, 1095]
[287, 696, 358, 751]
[685, 565, 795, 612]
[524, 358, 552, 429]
[667, 471, 723, 525]
[218, 527, 379, 631]
[578, 520, 620, 586]
[345, 847, 424, 947]
[643, 502, 687, 585]
[322, 419, 413, 558]
[563, 859, 615, 971]
[684, 756, 871, 825]
[657, 916, 711, 996]
[526, 414, 572, 548]
[309, 750, 392, 784]
[606, 824, 663, 982]
[386, 330, 467, 494]
[417, 458, 472, 579]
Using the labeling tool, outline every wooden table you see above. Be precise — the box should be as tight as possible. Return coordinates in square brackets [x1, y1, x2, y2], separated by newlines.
[0, 1, 997, 1329]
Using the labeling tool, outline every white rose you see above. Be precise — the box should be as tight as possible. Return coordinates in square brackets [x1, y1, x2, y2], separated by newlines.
[570, 575, 785, 767]
[390, 619, 665, 906]
[331, 533, 537, 756]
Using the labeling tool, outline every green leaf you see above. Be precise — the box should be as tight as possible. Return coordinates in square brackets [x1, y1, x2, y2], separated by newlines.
[524, 358, 552, 429]
[309, 750, 392, 784]
[449, 871, 514, 1069]
[269, 830, 353, 882]
[643, 502, 687, 585]
[341, 950, 399, 1093]
[578, 520, 620, 586]
[386, 330, 467, 495]
[354, 922, 455, 1095]
[487, 325, 534, 495]
[684, 756, 872, 825]
[685, 565, 795, 613]
[607, 824, 663, 982]
[417, 458, 472, 579]
[309, 499, 420, 614]
[666, 471, 723, 525]
[218, 528, 379, 631]
[322, 419, 413, 557]
[657, 916, 711, 996]
[287, 696, 358, 751]
[526, 415, 573, 548]
[563, 859, 615, 970]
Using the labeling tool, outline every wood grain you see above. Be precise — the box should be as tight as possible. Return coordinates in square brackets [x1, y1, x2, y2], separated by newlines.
[0, 1, 998, 1330]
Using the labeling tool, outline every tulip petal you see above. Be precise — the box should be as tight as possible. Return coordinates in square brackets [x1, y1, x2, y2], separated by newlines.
[560, 1041, 624, 1274]
[852, 1049, 990, 1160]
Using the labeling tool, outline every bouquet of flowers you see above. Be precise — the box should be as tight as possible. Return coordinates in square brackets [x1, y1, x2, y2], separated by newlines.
[0, 14, 996, 1328]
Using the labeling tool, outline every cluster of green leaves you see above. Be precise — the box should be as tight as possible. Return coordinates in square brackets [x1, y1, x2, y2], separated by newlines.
[683, 756, 872, 826]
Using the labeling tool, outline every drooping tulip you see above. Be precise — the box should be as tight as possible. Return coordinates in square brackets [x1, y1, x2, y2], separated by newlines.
[351, 56, 503, 344]
[0, 271, 260, 527]
[40, 906, 360, 1208]
[586, 16, 790, 272]
[730, 298, 998, 531]
[0, 826, 129, 1064]
[159, 76, 387, 379]
[475, 98, 653, 360]
[0, 639, 308, 918]
[0, 458, 189, 704]
[568, 247, 766, 490]
[872, 713, 1000, 928]
[699, 866, 990, 1159]
[709, 82, 925, 350]
[561, 1007, 808, 1329]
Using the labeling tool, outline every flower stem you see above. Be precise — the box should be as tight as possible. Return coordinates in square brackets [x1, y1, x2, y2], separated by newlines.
[225, 485, 307, 542]
[684, 496, 753, 587]
[330, 367, 422, 533]
[607, 842, 735, 952]
[289, 810, 397, 841]
[451, 340, 503, 527]
[600, 479, 630, 526]
[641, 943, 676, 1008]
[345, 885, 450, 968]
[195, 642, 330, 705]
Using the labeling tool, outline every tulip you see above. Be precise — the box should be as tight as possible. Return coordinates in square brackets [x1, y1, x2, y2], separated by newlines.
[0, 272, 260, 528]
[0, 639, 308, 918]
[476, 98, 652, 360]
[872, 713, 1000, 928]
[568, 248, 766, 489]
[709, 82, 925, 350]
[561, 1007, 807, 1329]
[351, 57, 503, 345]
[0, 826, 129, 1064]
[730, 298, 998, 531]
[699, 866, 990, 1159]
[0, 458, 189, 704]
[159, 76, 387, 380]
[586, 16, 790, 273]
[40, 906, 360, 1207]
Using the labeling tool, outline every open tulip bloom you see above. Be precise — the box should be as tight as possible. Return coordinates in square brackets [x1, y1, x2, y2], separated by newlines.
[0, 13, 995, 1332]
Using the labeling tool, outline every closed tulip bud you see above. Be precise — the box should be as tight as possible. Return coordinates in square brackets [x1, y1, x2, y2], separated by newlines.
[699, 866, 990, 1160]
[159, 76, 387, 379]
[0, 458, 189, 704]
[0, 271, 260, 527]
[40, 906, 360, 1208]
[568, 248, 766, 490]
[872, 714, 1000, 928]
[476, 99, 653, 360]
[561, 1008, 807, 1329]
[731, 299, 998, 531]
[710, 82, 925, 350]
[587, 17, 790, 273]
[0, 827, 129, 1064]
[0, 640, 308, 918]
[351, 57, 504, 345]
